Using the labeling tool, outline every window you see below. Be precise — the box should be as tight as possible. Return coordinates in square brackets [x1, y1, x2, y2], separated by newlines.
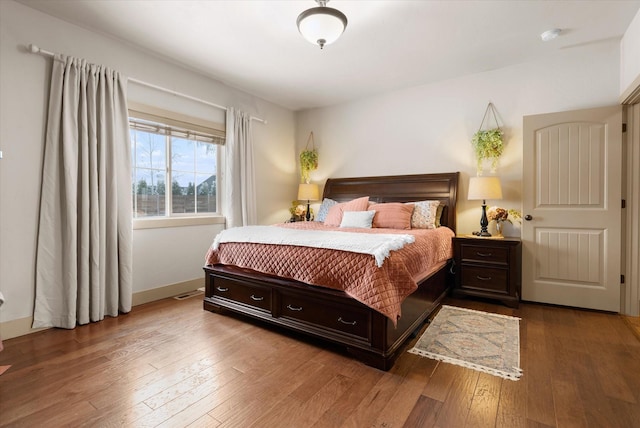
[129, 105, 225, 219]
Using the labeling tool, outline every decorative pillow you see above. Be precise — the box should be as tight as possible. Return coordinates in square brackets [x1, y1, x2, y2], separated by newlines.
[371, 203, 414, 229]
[340, 210, 375, 228]
[315, 198, 338, 222]
[409, 200, 440, 229]
[435, 202, 445, 227]
[324, 196, 370, 226]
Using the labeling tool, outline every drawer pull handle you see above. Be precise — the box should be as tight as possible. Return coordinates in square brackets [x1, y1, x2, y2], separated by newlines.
[286, 304, 303, 311]
[338, 317, 357, 326]
[476, 275, 492, 281]
[216, 286, 229, 292]
[250, 295, 264, 301]
[476, 252, 493, 257]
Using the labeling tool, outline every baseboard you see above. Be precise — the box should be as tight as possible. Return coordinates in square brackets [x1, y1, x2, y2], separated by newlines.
[131, 278, 204, 306]
[0, 278, 205, 340]
[0, 317, 48, 341]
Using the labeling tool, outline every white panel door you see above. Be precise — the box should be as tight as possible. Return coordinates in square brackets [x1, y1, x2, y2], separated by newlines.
[522, 106, 622, 311]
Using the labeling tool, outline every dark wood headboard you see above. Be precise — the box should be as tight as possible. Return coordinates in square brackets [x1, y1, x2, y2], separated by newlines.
[322, 172, 459, 232]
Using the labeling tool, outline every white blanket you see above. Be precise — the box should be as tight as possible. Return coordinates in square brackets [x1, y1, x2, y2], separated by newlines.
[212, 225, 415, 268]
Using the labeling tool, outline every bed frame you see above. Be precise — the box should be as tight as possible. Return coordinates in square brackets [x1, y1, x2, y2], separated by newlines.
[203, 172, 459, 370]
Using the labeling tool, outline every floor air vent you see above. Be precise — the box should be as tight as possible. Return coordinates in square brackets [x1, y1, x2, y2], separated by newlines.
[173, 289, 204, 300]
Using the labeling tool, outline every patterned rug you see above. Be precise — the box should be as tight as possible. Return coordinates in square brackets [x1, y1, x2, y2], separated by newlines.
[409, 305, 523, 380]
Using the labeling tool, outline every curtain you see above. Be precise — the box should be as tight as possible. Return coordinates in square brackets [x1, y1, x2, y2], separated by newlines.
[223, 107, 257, 228]
[33, 55, 133, 329]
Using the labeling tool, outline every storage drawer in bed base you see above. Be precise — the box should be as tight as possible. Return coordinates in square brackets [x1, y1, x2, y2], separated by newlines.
[203, 263, 451, 371]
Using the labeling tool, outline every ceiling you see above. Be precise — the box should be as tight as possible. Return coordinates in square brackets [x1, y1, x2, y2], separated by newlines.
[18, 0, 640, 111]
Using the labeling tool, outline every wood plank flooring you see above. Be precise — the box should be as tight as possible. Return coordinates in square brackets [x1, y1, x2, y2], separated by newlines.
[1, 295, 639, 427]
[624, 315, 640, 340]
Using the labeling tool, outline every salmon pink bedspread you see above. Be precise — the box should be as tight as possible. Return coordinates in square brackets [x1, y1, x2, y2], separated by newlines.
[205, 222, 454, 323]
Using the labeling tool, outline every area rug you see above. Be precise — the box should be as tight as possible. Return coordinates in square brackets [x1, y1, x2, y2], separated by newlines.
[409, 305, 523, 380]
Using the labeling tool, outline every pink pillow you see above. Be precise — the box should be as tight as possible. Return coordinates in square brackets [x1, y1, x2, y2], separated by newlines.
[372, 203, 415, 229]
[323, 196, 370, 226]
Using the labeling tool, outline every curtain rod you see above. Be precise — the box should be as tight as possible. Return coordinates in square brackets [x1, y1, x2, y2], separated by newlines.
[28, 44, 267, 124]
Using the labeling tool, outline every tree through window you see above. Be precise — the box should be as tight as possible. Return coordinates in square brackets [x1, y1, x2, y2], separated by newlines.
[130, 116, 221, 218]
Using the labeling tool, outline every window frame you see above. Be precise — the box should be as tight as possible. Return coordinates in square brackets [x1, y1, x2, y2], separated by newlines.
[129, 102, 225, 228]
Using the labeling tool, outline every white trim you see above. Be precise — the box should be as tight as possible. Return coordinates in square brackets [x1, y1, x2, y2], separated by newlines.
[624, 104, 640, 316]
[0, 317, 48, 340]
[130, 109, 222, 219]
[131, 278, 203, 306]
[620, 73, 640, 104]
[133, 215, 225, 230]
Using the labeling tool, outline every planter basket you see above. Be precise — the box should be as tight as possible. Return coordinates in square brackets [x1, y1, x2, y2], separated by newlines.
[300, 132, 318, 184]
[472, 103, 504, 175]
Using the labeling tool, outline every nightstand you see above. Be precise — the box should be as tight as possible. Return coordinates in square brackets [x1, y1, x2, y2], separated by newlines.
[452, 235, 522, 308]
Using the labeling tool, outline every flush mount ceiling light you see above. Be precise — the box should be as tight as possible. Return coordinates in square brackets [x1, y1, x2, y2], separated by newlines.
[297, 0, 348, 49]
[540, 28, 562, 42]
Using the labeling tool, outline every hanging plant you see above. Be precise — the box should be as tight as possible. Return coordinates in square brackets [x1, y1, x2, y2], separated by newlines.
[300, 132, 318, 183]
[472, 103, 504, 175]
[472, 128, 504, 174]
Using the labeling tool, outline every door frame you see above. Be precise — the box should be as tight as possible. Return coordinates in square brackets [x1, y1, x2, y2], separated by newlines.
[621, 80, 640, 316]
[622, 104, 640, 316]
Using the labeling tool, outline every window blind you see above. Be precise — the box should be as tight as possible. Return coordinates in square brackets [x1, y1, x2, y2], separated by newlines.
[129, 117, 224, 145]
[128, 101, 226, 145]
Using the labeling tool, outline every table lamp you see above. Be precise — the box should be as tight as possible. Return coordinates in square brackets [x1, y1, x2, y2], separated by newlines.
[468, 176, 503, 237]
[297, 183, 320, 221]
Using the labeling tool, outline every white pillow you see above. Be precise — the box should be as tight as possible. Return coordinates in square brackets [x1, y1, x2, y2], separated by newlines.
[340, 210, 376, 228]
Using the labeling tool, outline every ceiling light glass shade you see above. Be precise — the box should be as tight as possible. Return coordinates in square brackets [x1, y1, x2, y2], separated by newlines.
[540, 28, 561, 42]
[297, 6, 348, 49]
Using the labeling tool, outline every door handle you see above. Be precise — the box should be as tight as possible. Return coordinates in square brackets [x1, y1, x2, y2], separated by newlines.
[524, 214, 533, 221]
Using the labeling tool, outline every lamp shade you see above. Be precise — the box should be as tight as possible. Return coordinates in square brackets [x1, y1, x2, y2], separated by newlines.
[298, 183, 320, 201]
[297, 3, 347, 49]
[468, 176, 503, 201]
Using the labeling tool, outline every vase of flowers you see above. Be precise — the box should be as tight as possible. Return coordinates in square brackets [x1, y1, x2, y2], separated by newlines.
[495, 220, 505, 237]
[487, 206, 521, 237]
[289, 201, 313, 222]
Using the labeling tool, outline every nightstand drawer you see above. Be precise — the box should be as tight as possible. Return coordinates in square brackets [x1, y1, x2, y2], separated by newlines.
[461, 266, 509, 293]
[460, 244, 509, 264]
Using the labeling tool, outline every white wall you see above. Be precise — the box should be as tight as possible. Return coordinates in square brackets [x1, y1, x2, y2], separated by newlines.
[0, 1, 296, 326]
[296, 41, 621, 236]
[621, 8, 640, 98]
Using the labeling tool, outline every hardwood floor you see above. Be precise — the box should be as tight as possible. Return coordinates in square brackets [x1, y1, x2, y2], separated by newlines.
[1, 295, 639, 427]
[624, 315, 640, 340]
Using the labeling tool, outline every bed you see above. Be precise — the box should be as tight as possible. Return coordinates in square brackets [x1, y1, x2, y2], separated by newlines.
[203, 172, 459, 370]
